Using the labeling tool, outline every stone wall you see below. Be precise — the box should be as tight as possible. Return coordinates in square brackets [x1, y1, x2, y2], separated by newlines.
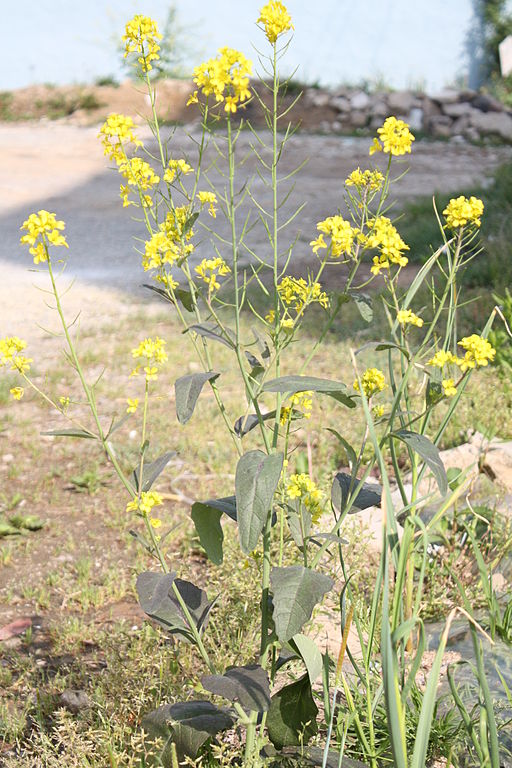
[305, 87, 512, 143]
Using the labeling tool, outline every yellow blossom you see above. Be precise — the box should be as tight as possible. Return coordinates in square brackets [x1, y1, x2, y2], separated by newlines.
[354, 368, 386, 398]
[372, 116, 415, 156]
[397, 309, 424, 327]
[373, 404, 385, 418]
[99, 113, 142, 164]
[118, 157, 160, 207]
[345, 168, 384, 192]
[315, 216, 356, 258]
[442, 379, 457, 397]
[150, 517, 162, 528]
[457, 334, 495, 372]
[20, 210, 68, 262]
[163, 159, 194, 183]
[126, 398, 139, 413]
[277, 276, 329, 314]
[187, 90, 199, 106]
[443, 196, 484, 229]
[427, 350, 461, 369]
[131, 337, 168, 381]
[193, 48, 252, 113]
[286, 473, 323, 522]
[195, 257, 231, 291]
[366, 216, 409, 275]
[59, 396, 70, 409]
[280, 391, 313, 424]
[197, 191, 218, 218]
[123, 15, 162, 72]
[126, 490, 163, 516]
[257, 1, 293, 43]
[10, 387, 24, 400]
[0, 337, 32, 375]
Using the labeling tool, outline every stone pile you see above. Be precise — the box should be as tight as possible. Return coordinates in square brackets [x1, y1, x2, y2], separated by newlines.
[305, 86, 512, 143]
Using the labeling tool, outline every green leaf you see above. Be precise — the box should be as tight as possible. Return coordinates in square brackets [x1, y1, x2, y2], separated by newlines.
[234, 410, 277, 437]
[175, 371, 220, 425]
[182, 212, 199, 235]
[326, 429, 357, 469]
[356, 341, 410, 360]
[426, 379, 443, 407]
[144, 283, 196, 312]
[235, 450, 283, 554]
[201, 664, 271, 712]
[348, 291, 373, 323]
[286, 505, 312, 548]
[262, 376, 356, 408]
[393, 430, 447, 496]
[270, 565, 333, 642]
[41, 428, 96, 439]
[0, 522, 22, 537]
[132, 451, 176, 493]
[186, 323, 235, 348]
[136, 571, 215, 641]
[200, 495, 237, 521]
[331, 472, 382, 515]
[291, 634, 323, 683]
[191, 503, 224, 565]
[266, 675, 318, 749]
[142, 701, 234, 762]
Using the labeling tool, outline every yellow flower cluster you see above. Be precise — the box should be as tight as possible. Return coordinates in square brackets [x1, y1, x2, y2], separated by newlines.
[257, 1, 293, 43]
[311, 216, 357, 258]
[286, 473, 324, 522]
[197, 191, 218, 218]
[442, 379, 457, 397]
[280, 390, 313, 425]
[364, 216, 409, 275]
[278, 276, 329, 311]
[142, 206, 195, 278]
[131, 337, 168, 381]
[397, 309, 424, 327]
[443, 196, 484, 229]
[10, 387, 24, 400]
[118, 157, 160, 207]
[193, 47, 252, 113]
[163, 159, 194, 184]
[195, 257, 231, 291]
[123, 15, 162, 72]
[0, 336, 32, 374]
[345, 167, 384, 192]
[99, 114, 142, 164]
[370, 116, 415, 156]
[126, 398, 139, 414]
[126, 490, 163, 519]
[457, 334, 495, 371]
[20, 210, 68, 264]
[354, 367, 386, 398]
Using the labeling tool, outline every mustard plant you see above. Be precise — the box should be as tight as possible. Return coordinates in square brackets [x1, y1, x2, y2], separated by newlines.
[1, 4, 507, 767]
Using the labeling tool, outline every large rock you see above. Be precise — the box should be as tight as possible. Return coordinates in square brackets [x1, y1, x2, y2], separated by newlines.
[427, 115, 453, 138]
[442, 101, 475, 118]
[471, 93, 505, 113]
[429, 89, 460, 104]
[330, 95, 350, 112]
[470, 110, 512, 141]
[387, 90, 415, 113]
[349, 110, 369, 128]
[308, 90, 330, 108]
[350, 91, 370, 110]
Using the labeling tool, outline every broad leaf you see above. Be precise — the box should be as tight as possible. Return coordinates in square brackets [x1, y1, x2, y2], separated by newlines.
[175, 371, 220, 425]
[191, 503, 224, 565]
[292, 634, 323, 683]
[286, 505, 312, 548]
[393, 430, 447, 495]
[201, 664, 271, 712]
[41, 428, 96, 439]
[143, 284, 196, 312]
[262, 376, 356, 408]
[331, 472, 382, 515]
[186, 323, 235, 348]
[136, 571, 214, 640]
[270, 565, 333, 642]
[234, 410, 276, 437]
[235, 450, 283, 554]
[266, 675, 318, 749]
[132, 451, 176, 493]
[200, 495, 237, 521]
[348, 291, 373, 323]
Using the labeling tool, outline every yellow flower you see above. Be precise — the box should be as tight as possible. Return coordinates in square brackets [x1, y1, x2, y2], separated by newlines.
[187, 90, 199, 106]
[126, 398, 139, 414]
[10, 387, 24, 400]
[126, 491, 163, 516]
[354, 368, 386, 398]
[427, 349, 461, 369]
[193, 47, 252, 113]
[163, 159, 194, 183]
[443, 196, 484, 229]
[149, 517, 162, 528]
[123, 15, 162, 72]
[457, 334, 495, 372]
[197, 191, 218, 218]
[315, 216, 356, 258]
[257, 1, 293, 43]
[118, 157, 160, 207]
[442, 379, 457, 397]
[373, 404, 385, 418]
[286, 473, 323, 523]
[131, 337, 168, 381]
[372, 116, 415, 156]
[277, 276, 329, 313]
[280, 391, 313, 425]
[0, 337, 32, 374]
[195, 257, 231, 291]
[345, 168, 384, 192]
[397, 309, 424, 327]
[99, 113, 142, 164]
[20, 210, 68, 262]
[59, 396, 70, 409]
[366, 216, 409, 275]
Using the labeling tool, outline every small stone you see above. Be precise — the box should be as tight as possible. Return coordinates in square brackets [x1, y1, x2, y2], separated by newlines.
[329, 96, 350, 112]
[350, 91, 370, 110]
[2, 454, 14, 464]
[407, 107, 424, 131]
[442, 102, 474, 118]
[309, 91, 330, 109]
[59, 689, 92, 714]
[349, 110, 369, 128]
[331, 120, 342, 132]
[387, 90, 415, 114]
[427, 115, 453, 138]
[429, 89, 460, 104]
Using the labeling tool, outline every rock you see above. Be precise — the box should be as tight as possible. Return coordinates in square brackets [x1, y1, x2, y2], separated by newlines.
[429, 89, 460, 104]
[451, 115, 469, 134]
[471, 93, 505, 113]
[331, 120, 342, 132]
[0, 617, 31, 641]
[2, 454, 14, 463]
[421, 97, 442, 118]
[483, 440, 512, 493]
[407, 107, 424, 131]
[372, 99, 388, 117]
[470, 110, 512, 141]
[330, 96, 350, 112]
[427, 115, 453, 138]
[348, 110, 369, 128]
[309, 90, 330, 109]
[388, 90, 415, 113]
[442, 101, 475, 118]
[464, 126, 481, 142]
[59, 689, 92, 714]
[350, 91, 370, 110]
